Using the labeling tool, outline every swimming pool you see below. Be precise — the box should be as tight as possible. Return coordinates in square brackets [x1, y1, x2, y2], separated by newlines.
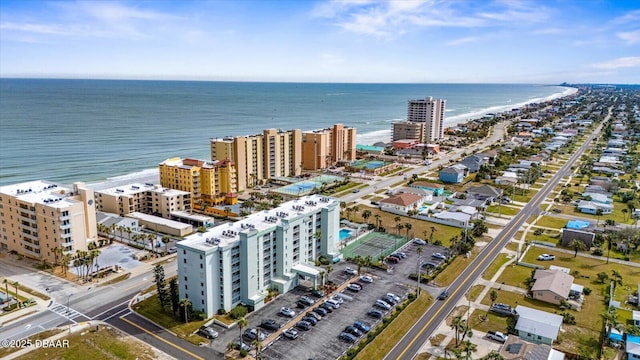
[339, 229, 352, 241]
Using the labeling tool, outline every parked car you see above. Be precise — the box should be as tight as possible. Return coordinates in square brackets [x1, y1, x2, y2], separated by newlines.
[296, 300, 309, 309]
[320, 303, 334, 312]
[432, 252, 447, 260]
[438, 290, 450, 300]
[260, 319, 282, 332]
[339, 332, 358, 343]
[392, 252, 406, 258]
[243, 328, 266, 341]
[353, 320, 370, 333]
[330, 295, 344, 304]
[283, 328, 299, 339]
[302, 315, 318, 326]
[311, 289, 325, 298]
[422, 262, 438, 269]
[367, 309, 384, 318]
[233, 340, 253, 352]
[344, 267, 358, 275]
[299, 296, 315, 306]
[280, 307, 296, 317]
[167, 247, 178, 254]
[344, 325, 363, 337]
[489, 303, 516, 316]
[197, 326, 219, 339]
[413, 238, 427, 245]
[347, 284, 361, 292]
[387, 293, 401, 303]
[537, 254, 555, 261]
[326, 299, 341, 308]
[306, 311, 322, 321]
[313, 307, 328, 316]
[383, 294, 398, 305]
[388, 253, 402, 261]
[375, 299, 392, 310]
[360, 275, 374, 283]
[487, 331, 508, 343]
[349, 282, 363, 290]
[386, 256, 399, 264]
[295, 320, 312, 331]
[352, 189, 360, 193]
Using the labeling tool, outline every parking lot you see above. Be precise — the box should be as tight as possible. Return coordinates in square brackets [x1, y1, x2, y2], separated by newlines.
[207, 239, 450, 359]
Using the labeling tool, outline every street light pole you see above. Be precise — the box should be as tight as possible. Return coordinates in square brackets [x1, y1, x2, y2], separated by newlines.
[416, 256, 422, 295]
[67, 294, 73, 334]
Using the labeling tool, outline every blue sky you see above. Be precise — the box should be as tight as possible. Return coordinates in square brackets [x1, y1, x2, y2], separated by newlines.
[1, 0, 638, 83]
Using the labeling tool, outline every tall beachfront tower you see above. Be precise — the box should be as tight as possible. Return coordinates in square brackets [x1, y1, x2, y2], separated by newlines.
[159, 157, 238, 208]
[0, 181, 96, 264]
[301, 123, 357, 170]
[407, 97, 446, 142]
[210, 129, 302, 191]
[176, 194, 340, 317]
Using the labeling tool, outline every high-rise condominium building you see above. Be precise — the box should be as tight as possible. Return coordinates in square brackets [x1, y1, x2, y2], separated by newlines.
[210, 129, 302, 191]
[392, 97, 446, 143]
[95, 183, 191, 218]
[159, 158, 238, 208]
[302, 124, 357, 170]
[0, 181, 96, 263]
[177, 195, 340, 316]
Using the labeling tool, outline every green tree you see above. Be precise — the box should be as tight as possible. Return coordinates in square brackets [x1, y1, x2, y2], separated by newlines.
[161, 235, 171, 255]
[404, 222, 412, 241]
[429, 226, 436, 243]
[237, 317, 248, 347]
[481, 350, 505, 360]
[362, 210, 372, 224]
[569, 239, 586, 257]
[490, 289, 498, 305]
[169, 278, 179, 316]
[154, 265, 169, 310]
[179, 298, 192, 323]
[596, 208, 603, 226]
[471, 220, 488, 237]
[13, 281, 20, 308]
[394, 216, 401, 234]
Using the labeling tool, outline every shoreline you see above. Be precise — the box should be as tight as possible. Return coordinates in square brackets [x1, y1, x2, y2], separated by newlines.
[356, 86, 578, 145]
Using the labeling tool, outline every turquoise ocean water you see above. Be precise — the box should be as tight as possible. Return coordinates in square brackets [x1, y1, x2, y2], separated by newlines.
[0, 79, 574, 185]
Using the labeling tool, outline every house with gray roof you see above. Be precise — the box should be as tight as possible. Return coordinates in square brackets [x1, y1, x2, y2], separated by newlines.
[515, 305, 563, 345]
[439, 165, 467, 184]
[466, 184, 503, 202]
[531, 270, 574, 305]
[459, 154, 487, 173]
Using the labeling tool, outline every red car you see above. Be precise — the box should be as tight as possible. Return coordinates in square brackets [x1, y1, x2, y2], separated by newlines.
[386, 256, 399, 264]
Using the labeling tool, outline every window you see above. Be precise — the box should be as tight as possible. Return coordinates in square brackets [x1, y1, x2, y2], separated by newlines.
[183, 258, 187, 264]
[184, 276, 187, 281]
[200, 263, 203, 269]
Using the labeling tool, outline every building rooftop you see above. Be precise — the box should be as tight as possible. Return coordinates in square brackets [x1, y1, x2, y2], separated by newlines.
[97, 182, 189, 197]
[177, 195, 338, 252]
[515, 305, 563, 341]
[532, 269, 574, 299]
[0, 180, 81, 208]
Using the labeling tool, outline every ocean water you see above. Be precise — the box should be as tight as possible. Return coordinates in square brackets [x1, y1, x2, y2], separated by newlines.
[0, 79, 575, 186]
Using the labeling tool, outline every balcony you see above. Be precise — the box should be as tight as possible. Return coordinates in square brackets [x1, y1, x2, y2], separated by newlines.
[60, 223, 71, 230]
[59, 214, 70, 221]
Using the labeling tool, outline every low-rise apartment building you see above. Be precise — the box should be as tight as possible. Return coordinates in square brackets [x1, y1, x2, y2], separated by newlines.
[177, 195, 340, 316]
[95, 183, 191, 218]
[0, 180, 96, 263]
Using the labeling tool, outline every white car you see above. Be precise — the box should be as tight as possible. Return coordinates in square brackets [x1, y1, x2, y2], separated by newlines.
[386, 293, 401, 303]
[432, 252, 447, 260]
[326, 299, 341, 308]
[344, 267, 358, 275]
[537, 254, 555, 261]
[375, 299, 391, 310]
[360, 275, 374, 283]
[330, 295, 344, 304]
[280, 307, 296, 317]
[413, 238, 427, 245]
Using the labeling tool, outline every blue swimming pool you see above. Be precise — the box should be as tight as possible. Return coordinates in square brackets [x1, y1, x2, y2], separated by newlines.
[339, 229, 352, 241]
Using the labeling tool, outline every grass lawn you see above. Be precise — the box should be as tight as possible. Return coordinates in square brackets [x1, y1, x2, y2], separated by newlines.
[496, 263, 536, 288]
[512, 189, 537, 203]
[550, 199, 634, 225]
[466, 285, 485, 302]
[486, 205, 519, 216]
[0, 329, 63, 357]
[505, 242, 519, 252]
[345, 205, 462, 246]
[535, 216, 569, 229]
[468, 310, 510, 333]
[132, 293, 209, 345]
[355, 292, 431, 360]
[432, 249, 478, 287]
[482, 253, 511, 281]
[525, 229, 560, 245]
[14, 326, 159, 360]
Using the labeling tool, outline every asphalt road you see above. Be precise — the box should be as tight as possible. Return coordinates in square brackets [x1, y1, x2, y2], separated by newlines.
[384, 113, 607, 360]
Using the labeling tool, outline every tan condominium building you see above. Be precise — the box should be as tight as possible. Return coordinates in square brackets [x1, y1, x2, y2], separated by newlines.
[159, 158, 238, 208]
[95, 183, 191, 218]
[302, 124, 357, 170]
[391, 121, 426, 143]
[0, 180, 96, 263]
[210, 129, 302, 191]
[405, 97, 447, 142]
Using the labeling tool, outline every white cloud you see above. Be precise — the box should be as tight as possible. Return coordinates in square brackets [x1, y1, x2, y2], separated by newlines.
[591, 57, 640, 69]
[530, 27, 566, 35]
[446, 36, 479, 46]
[609, 9, 640, 26]
[0, 22, 71, 36]
[617, 30, 640, 45]
[478, 0, 550, 23]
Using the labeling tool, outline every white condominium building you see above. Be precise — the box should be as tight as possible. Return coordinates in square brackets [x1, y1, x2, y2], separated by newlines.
[95, 182, 191, 218]
[407, 97, 447, 142]
[0, 181, 96, 264]
[177, 195, 340, 316]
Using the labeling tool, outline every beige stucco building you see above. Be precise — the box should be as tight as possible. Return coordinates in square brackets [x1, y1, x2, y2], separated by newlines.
[0, 180, 96, 263]
[95, 183, 191, 218]
[391, 121, 426, 142]
[211, 129, 302, 191]
[159, 158, 238, 208]
[301, 124, 357, 170]
[532, 269, 574, 305]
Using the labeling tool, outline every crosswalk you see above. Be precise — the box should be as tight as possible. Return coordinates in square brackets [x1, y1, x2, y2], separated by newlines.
[48, 302, 86, 322]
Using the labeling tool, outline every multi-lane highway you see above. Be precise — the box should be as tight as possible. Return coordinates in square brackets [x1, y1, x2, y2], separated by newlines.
[384, 113, 607, 360]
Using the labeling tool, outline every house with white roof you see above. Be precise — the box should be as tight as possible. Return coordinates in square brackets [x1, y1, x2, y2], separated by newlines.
[515, 305, 563, 345]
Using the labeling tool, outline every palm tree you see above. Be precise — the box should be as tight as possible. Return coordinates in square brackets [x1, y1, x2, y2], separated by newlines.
[596, 208, 603, 226]
[12, 281, 19, 307]
[611, 270, 623, 291]
[429, 226, 437, 243]
[325, 264, 333, 283]
[125, 227, 133, 242]
[252, 338, 263, 359]
[352, 206, 360, 221]
[569, 239, 586, 257]
[362, 210, 372, 225]
[237, 317, 248, 346]
[394, 216, 401, 233]
[490, 289, 498, 305]
[161, 235, 171, 254]
[179, 298, 192, 323]
[481, 350, 505, 360]
[451, 315, 465, 346]
[109, 223, 116, 243]
[3, 279, 9, 300]
[463, 340, 477, 360]
[374, 214, 381, 230]
[623, 208, 630, 222]
[604, 234, 613, 264]
[396, 222, 404, 236]
[404, 222, 412, 241]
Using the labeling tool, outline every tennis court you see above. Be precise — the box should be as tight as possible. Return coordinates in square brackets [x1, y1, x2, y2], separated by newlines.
[342, 232, 405, 260]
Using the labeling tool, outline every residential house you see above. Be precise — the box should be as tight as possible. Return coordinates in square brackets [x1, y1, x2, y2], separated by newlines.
[628, 335, 640, 360]
[582, 192, 612, 204]
[560, 228, 595, 248]
[439, 165, 467, 184]
[379, 193, 424, 214]
[466, 184, 503, 203]
[410, 181, 445, 196]
[496, 171, 519, 185]
[432, 211, 472, 228]
[531, 269, 574, 305]
[576, 200, 613, 215]
[500, 337, 565, 360]
[459, 154, 487, 173]
[515, 305, 563, 345]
